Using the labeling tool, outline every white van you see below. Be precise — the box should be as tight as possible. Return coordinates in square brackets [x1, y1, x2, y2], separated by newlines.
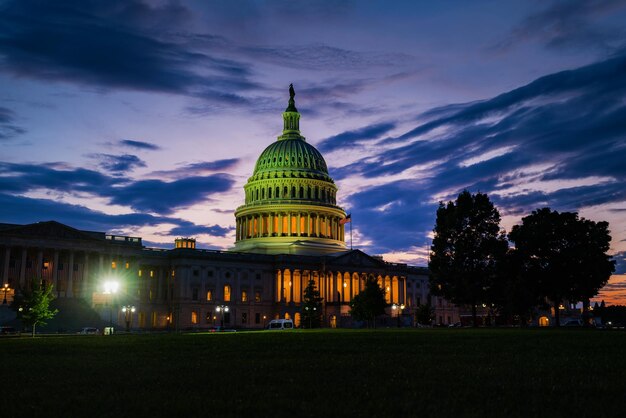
[268, 319, 294, 330]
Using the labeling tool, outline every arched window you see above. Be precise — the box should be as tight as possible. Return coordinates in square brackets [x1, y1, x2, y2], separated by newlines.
[292, 186, 296, 198]
[207, 290, 213, 301]
[299, 187, 304, 198]
[268, 188, 272, 199]
[242, 290, 248, 302]
[261, 188, 265, 199]
[276, 187, 280, 198]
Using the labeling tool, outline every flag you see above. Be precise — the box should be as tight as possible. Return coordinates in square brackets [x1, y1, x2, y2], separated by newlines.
[340, 214, 351, 225]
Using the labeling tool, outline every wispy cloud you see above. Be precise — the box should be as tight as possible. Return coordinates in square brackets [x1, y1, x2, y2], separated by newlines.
[119, 139, 161, 151]
[87, 153, 147, 173]
[0, 106, 26, 140]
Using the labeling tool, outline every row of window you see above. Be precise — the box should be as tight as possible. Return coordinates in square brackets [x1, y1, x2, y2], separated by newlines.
[246, 184, 336, 204]
[191, 286, 262, 303]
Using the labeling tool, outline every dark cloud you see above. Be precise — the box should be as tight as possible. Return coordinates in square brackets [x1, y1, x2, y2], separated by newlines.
[329, 52, 626, 255]
[150, 158, 240, 178]
[0, 161, 236, 215]
[88, 153, 147, 173]
[317, 122, 396, 153]
[0, 0, 258, 103]
[0, 106, 26, 140]
[119, 139, 161, 151]
[0, 192, 233, 241]
[109, 174, 234, 214]
[492, 0, 626, 53]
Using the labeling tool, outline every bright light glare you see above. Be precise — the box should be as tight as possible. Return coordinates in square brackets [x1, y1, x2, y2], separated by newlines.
[103, 280, 120, 294]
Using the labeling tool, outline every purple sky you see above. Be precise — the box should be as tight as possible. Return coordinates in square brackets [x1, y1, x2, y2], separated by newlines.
[1, 0, 625, 302]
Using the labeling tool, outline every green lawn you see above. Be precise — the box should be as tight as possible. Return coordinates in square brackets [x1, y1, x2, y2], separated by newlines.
[2, 329, 625, 417]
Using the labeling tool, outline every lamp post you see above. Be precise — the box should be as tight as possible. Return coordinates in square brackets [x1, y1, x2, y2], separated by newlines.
[392, 303, 405, 327]
[304, 306, 317, 329]
[121, 305, 135, 332]
[216, 304, 229, 328]
[2, 283, 10, 304]
[103, 280, 119, 332]
[262, 315, 267, 329]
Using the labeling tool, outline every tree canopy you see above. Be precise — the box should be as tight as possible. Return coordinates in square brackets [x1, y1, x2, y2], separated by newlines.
[509, 208, 615, 326]
[13, 278, 59, 336]
[301, 279, 323, 328]
[349, 276, 387, 328]
[429, 190, 508, 326]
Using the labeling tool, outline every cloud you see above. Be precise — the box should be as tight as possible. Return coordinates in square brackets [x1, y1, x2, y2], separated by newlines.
[109, 174, 234, 214]
[0, 106, 26, 140]
[317, 122, 396, 153]
[0, 0, 258, 103]
[119, 139, 161, 151]
[0, 192, 233, 240]
[0, 161, 236, 215]
[88, 153, 147, 173]
[150, 158, 240, 178]
[492, 0, 626, 53]
[328, 52, 626, 255]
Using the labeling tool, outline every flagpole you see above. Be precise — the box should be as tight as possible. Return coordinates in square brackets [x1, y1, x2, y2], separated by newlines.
[350, 218, 353, 250]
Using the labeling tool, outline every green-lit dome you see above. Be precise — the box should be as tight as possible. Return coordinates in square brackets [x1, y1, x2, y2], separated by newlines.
[233, 85, 348, 255]
[252, 139, 330, 180]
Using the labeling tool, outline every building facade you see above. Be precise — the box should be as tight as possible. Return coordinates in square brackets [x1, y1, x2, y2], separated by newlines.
[0, 87, 437, 330]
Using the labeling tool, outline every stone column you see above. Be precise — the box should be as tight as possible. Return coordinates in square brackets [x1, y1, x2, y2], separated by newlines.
[279, 270, 285, 302]
[297, 213, 301, 236]
[36, 250, 43, 280]
[66, 251, 74, 297]
[83, 253, 90, 299]
[307, 213, 311, 236]
[288, 213, 292, 236]
[52, 250, 59, 291]
[2, 247, 10, 286]
[278, 214, 283, 235]
[157, 267, 164, 301]
[19, 248, 27, 288]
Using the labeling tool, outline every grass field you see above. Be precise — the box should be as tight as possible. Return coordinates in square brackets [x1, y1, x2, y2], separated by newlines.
[2, 328, 625, 417]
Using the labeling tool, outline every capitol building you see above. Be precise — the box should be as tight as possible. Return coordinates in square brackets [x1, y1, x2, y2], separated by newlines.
[0, 88, 454, 330]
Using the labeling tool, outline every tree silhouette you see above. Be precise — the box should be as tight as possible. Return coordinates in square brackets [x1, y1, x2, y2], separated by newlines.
[301, 279, 323, 328]
[13, 278, 59, 337]
[429, 190, 508, 327]
[509, 208, 615, 327]
[349, 276, 387, 328]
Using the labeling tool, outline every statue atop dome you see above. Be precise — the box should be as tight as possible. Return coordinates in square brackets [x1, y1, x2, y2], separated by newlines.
[286, 83, 298, 113]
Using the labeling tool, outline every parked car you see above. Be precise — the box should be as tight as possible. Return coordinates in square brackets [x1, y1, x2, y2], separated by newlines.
[0, 326, 19, 336]
[267, 319, 294, 330]
[79, 327, 99, 335]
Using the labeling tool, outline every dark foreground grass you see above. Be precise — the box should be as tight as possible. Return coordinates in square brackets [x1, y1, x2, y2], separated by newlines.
[2, 329, 625, 417]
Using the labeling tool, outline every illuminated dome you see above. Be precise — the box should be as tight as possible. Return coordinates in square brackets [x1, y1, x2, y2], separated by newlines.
[233, 85, 348, 255]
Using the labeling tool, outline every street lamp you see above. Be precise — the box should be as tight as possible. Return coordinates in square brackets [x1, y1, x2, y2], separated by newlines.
[121, 305, 135, 332]
[103, 280, 119, 332]
[304, 306, 317, 329]
[392, 303, 405, 327]
[2, 283, 10, 304]
[216, 304, 229, 328]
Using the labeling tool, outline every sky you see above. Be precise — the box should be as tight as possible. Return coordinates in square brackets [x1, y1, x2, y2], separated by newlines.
[1, 0, 625, 303]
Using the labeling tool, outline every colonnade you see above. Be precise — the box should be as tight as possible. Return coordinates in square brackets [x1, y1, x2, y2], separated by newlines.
[236, 212, 344, 242]
[275, 269, 405, 306]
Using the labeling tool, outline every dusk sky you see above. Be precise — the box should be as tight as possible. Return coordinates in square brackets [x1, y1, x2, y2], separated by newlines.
[1, 1, 625, 303]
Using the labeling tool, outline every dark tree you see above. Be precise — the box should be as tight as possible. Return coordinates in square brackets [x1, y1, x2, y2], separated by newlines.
[490, 249, 542, 326]
[349, 276, 387, 328]
[301, 279, 323, 328]
[429, 190, 508, 327]
[509, 208, 615, 327]
[12, 278, 58, 337]
[415, 303, 434, 326]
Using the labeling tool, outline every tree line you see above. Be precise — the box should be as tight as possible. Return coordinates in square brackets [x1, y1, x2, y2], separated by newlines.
[429, 190, 615, 327]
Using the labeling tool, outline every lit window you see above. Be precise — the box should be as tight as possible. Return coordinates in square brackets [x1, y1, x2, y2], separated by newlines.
[150, 270, 154, 278]
[255, 291, 261, 302]
[191, 311, 198, 324]
[138, 270, 142, 277]
[125, 262, 130, 269]
[224, 285, 231, 302]
[171, 270, 175, 277]
[207, 290, 213, 301]
[111, 261, 116, 269]
[242, 290, 248, 302]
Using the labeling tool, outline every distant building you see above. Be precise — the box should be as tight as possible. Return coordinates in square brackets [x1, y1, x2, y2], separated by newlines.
[0, 88, 437, 330]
